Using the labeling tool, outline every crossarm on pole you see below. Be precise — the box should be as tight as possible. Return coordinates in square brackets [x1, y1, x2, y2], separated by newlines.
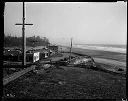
[15, 23, 33, 25]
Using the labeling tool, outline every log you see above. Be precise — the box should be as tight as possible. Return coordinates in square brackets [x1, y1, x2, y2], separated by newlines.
[3, 65, 36, 85]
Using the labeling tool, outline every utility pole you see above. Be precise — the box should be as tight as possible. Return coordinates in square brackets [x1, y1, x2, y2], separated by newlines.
[69, 38, 72, 62]
[15, 2, 33, 66]
[48, 42, 50, 57]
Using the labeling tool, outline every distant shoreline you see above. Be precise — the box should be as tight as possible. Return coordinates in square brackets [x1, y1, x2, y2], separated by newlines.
[61, 46, 126, 62]
[62, 44, 126, 54]
[74, 44, 126, 48]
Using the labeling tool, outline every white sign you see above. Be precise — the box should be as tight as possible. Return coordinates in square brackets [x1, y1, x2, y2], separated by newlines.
[33, 52, 40, 62]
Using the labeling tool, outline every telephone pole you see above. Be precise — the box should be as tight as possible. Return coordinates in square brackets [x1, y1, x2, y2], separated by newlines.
[15, 2, 33, 66]
[69, 38, 73, 62]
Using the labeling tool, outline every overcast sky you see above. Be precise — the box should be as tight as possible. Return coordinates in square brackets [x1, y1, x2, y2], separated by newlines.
[4, 2, 127, 45]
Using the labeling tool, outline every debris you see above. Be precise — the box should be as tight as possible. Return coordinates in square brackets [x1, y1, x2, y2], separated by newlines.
[10, 68, 16, 71]
[33, 69, 38, 73]
[6, 93, 15, 97]
[43, 64, 51, 69]
[117, 68, 124, 71]
[40, 81, 46, 85]
[19, 90, 27, 95]
[71, 56, 96, 68]
[58, 81, 66, 85]
[56, 59, 69, 66]
[6, 94, 9, 96]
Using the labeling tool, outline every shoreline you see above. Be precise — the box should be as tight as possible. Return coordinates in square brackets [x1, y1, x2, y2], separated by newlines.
[62, 45, 126, 54]
[74, 46, 126, 54]
[61, 46, 126, 62]
[61, 45, 126, 74]
[61, 51, 126, 76]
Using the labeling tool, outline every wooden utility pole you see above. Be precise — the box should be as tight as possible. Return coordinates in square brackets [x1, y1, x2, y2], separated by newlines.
[15, 2, 33, 66]
[48, 43, 50, 57]
[69, 38, 72, 62]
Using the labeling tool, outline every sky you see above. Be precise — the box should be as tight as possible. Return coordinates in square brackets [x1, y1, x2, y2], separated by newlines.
[4, 2, 127, 45]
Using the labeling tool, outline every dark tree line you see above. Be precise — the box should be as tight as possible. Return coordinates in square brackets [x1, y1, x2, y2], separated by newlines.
[4, 35, 50, 47]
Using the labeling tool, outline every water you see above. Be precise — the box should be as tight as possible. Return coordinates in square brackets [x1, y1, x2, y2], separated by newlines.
[73, 44, 126, 54]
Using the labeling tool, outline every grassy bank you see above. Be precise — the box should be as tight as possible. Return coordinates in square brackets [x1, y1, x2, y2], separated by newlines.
[3, 65, 126, 99]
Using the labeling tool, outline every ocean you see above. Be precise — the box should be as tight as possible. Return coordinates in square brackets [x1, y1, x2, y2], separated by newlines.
[73, 44, 126, 54]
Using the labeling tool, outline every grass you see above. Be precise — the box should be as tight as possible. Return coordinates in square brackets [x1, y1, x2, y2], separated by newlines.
[94, 63, 126, 76]
[3, 64, 126, 99]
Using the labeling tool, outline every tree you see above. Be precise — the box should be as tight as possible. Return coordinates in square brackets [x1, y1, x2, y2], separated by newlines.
[4, 34, 50, 47]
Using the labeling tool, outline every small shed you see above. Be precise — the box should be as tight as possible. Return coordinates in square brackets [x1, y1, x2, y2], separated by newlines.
[35, 49, 49, 59]
[26, 51, 40, 63]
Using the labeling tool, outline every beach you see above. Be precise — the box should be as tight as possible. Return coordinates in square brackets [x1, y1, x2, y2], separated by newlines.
[62, 44, 126, 62]
[73, 44, 126, 54]
[61, 44, 126, 74]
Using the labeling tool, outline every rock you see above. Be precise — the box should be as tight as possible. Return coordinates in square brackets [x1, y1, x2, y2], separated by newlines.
[43, 64, 51, 69]
[6, 93, 15, 97]
[117, 68, 124, 71]
[10, 68, 16, 71]
[58, 81, 66, 85]
[40, 81, 46, 84]
[33, 69, 38, 73]
[6, 94, 9, 96]
[72, 56, 96, 68]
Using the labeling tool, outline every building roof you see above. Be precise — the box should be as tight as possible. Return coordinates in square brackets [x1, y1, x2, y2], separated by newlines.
[35, 49, 49, 53]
